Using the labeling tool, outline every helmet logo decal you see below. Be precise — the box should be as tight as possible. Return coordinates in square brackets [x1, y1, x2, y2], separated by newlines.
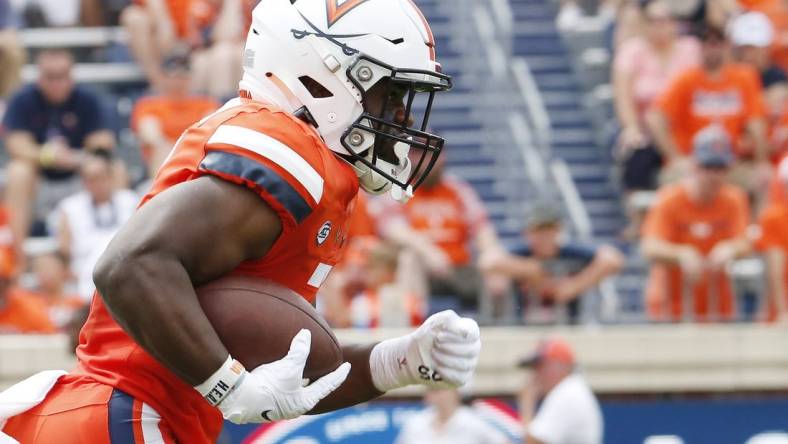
[292, 12, 365, 56]
[326, 0, 371, 28]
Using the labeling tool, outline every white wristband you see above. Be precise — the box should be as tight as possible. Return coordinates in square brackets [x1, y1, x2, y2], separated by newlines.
[369, 336, 412, 393]
[194, 355, 246, 407]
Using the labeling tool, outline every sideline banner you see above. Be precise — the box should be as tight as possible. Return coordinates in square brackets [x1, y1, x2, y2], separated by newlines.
[223, 399, 521, 444]
[222, 397, 788, 443]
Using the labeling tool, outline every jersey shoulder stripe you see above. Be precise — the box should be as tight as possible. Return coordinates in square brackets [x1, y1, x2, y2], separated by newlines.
[199, 151, 313, 224]
[206, 124, 324, 204]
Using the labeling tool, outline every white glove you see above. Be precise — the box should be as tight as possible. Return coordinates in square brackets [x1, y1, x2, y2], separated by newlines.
[195, 329, 351, 424]
[369, 310, 481, 392]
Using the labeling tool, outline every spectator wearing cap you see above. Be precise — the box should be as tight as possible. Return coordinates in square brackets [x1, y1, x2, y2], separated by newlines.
[396, 388, 512, 444]
[374, 154, 508, 315]
[53, 151, 138, 302]
[2, 49, 116, 249]
[730, 11, 787, 90]
[647, 23, 770, 196]
[642, 125, 752, 322]
[756, 156, 788, 322]
[131, 49, 219, 178]
[730, 9, 788, 166]
[0, 250, 55, 334]
[480, 199, 624, 325]
[518, 338, 603, 444]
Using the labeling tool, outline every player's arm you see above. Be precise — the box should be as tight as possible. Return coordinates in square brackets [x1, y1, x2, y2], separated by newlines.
[309, 308, 481, 414]
[309, 344, 380, 414]
[94, 176, 281, 384]
[95, 176, 350, 424]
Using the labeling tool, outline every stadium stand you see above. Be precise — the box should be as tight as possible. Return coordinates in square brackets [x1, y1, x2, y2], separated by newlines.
[2, 0, 788, 441]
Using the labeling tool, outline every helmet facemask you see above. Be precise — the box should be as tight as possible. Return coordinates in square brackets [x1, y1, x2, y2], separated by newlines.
[341, 55, 452, 202]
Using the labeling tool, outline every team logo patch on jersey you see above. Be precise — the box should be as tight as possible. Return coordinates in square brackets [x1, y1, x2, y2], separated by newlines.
[326, 0, 371, 27]
[317, 221, 332, 245]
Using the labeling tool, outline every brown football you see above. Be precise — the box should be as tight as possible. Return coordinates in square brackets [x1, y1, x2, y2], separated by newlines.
[195, 275, 342, 382]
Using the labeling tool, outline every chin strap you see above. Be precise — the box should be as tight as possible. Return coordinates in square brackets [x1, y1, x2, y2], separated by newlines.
[390, 184, 414, 203]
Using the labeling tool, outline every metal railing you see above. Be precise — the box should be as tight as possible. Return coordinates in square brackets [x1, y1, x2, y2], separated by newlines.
[439, 0, 620, 323]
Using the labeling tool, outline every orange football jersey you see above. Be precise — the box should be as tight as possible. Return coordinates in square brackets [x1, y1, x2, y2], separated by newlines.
[74, 98, 360, 443]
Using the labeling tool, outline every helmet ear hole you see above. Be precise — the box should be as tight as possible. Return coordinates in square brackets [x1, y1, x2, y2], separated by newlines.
[299, 76, 334, 98]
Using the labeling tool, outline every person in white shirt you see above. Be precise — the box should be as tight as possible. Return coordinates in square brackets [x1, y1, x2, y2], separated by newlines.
[397, 388, 513, 444]
[518, 338, 603, 444]
[52, 151, 138, 302]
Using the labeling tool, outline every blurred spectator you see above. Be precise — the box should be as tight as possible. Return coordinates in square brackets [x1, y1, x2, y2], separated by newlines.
[375, 155, 505, 314]
[729, 11, 788, 165]
[480, 199, 624, 325]
[756, 156, 788, 322]
[615, 0, 700, 192]
[614, 0, 701, 238]
[122, 0, 251, 95]
[736, 0, 788, 76]
[349, 241, 426, 329]
[131, 49, 219, 177]
[769, 83, 788, 163]
[518, 338, 603, 444]
[647, 23, 769, 195]
[190, 0, 255, 99]
[555, 0, 619, 34]
[12, 0, 81, 27]
[31, 251, 84, 331]
[0, 0, 24, 112]
[121, 0, 191, 89]
[730, 12, 787, 90]
[641, 126, 751, 322]
[0, 251, 55, 334]
[2, 49, 116, 248]
[319, 193, 378, 328]
[53, 151, 138, 302]
[613, 0, 739, 44]
[396, 388, 511, 444]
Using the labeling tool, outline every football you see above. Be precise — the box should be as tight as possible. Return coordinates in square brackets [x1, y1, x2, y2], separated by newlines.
[195, 275, 343, 382]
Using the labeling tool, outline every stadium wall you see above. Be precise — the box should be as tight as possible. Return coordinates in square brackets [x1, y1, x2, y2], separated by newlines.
[3, 325, 788, 395]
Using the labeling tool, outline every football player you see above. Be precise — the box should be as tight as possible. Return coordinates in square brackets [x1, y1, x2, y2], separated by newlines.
[1, 1, 481, 443]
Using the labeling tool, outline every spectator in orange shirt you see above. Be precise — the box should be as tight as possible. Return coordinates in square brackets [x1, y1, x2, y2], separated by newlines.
[730, 12, 787, 91]
[756, 156, 788, 322]
[642, 126, 752, 322]
[0, 251, 55, 334]
[738, 0, 788, 76]
[31, 251, 85, 331]
[647, 23, 769, 193]
[131, 49, 219, 177]
[348, 241, 426, 329]
[375, 155, 506, 314]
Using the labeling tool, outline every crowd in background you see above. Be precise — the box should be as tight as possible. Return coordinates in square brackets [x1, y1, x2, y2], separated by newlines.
[0, 0, 787, 337]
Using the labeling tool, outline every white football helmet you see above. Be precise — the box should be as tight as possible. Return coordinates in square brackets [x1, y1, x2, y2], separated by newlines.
[239, 0, 452, 202]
